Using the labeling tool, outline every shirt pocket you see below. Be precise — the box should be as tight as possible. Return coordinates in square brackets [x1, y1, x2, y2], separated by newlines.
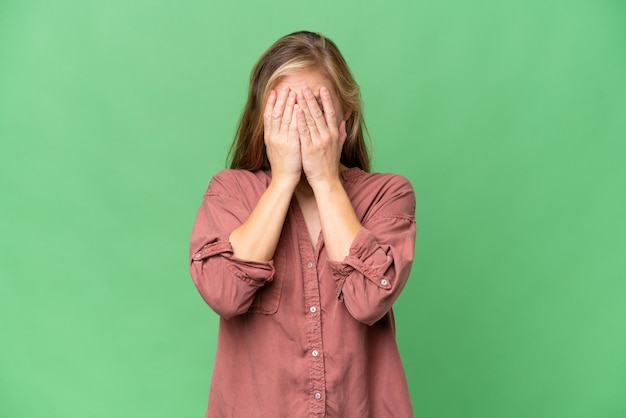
[248, 242, 286, 315]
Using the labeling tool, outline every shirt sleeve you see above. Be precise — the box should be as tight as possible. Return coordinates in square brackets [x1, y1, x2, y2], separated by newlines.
[328, 176, 416, 326]
[189, 170, 275, 319]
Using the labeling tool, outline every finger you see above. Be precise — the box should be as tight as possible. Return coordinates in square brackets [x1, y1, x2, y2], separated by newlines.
[281, 90, 296, 130]
[271, 87, 290, 135]
[263, 89, 277, 138]
[301, 87, 327, 133]
[297, 91, 319, 139]
[320, 87, 338, 133]
[295, 104, 311, 145]
[289, 103, 299, 136]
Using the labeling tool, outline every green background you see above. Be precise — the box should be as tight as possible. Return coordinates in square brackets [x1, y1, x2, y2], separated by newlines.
[1, 0, 625, 417]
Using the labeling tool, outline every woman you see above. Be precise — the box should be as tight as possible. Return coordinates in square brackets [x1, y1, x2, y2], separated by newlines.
[189, 31, 416, 417]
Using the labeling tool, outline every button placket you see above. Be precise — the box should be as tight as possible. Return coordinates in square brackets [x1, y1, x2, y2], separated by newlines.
[303, 257, 326, 415]
[294, 203, 326, 416]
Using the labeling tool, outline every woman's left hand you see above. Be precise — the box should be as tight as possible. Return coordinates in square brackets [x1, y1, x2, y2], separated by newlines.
[295, 86, 347, 186]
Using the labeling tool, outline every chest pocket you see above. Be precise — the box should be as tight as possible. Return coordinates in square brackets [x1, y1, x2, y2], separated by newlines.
[248, 241, 287, 315]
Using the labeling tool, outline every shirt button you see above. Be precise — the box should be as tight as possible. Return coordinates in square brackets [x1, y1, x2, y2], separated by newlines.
[307, 262, 313, 269]
[194, 253, 202, 259]
[312, 350, 319, 357]
[314, 392, 322, 400]
[381, 279, 389, 286]
[310, 306, 317, 313]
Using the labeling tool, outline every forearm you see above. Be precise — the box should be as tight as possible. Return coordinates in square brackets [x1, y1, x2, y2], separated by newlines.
[311, 178, 361, 261]
[229, 178, 297, 262]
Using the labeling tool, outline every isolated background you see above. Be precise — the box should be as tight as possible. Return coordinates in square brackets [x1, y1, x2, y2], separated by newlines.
[1, 1, 625, 417]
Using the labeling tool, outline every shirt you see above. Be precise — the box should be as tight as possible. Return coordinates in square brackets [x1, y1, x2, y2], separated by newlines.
[189, 167, 416, 418]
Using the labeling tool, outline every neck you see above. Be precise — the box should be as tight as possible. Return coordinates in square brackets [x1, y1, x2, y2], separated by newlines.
[295, 175, 314, 197]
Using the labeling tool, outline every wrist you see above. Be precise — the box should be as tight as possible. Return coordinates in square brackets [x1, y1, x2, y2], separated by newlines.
[269, 174, 300, 193]
[309, 176, 343, 196]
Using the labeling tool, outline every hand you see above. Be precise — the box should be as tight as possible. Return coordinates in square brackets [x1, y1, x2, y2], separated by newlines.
[295, 86, 347, 186]
[263, 87, 301, 186]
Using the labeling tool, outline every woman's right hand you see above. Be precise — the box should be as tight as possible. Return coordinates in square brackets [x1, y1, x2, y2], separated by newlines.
[263, 87, 301, 186]
[228, 88, 300, 262]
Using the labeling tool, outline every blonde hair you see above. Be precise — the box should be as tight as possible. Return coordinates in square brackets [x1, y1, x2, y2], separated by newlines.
[228, 31, 370, 172]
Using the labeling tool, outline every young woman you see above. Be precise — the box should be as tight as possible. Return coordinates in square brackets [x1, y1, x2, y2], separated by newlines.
[189, 31, 416, 418]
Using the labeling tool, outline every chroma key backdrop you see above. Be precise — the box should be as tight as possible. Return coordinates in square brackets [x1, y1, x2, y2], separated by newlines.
[1, 1, 625, 417]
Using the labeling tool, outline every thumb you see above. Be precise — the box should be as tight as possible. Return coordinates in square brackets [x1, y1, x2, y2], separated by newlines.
[339, 120, 347, 145]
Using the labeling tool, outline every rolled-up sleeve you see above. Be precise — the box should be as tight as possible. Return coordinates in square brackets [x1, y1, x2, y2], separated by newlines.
[328, 176, 416, 326]
[189, 171, 274, 319]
